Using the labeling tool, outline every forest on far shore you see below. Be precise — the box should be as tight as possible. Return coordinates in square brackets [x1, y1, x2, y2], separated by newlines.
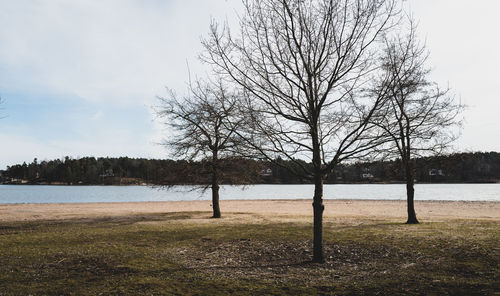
[1, 151, 499, 186]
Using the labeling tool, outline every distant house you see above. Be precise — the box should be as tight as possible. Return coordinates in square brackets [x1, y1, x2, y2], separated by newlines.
[429, 169, 445, 176]
[260, 168, 273, 177]
[100, 169, 115, 178]
[9, 178, 29, 184]
[361, 173, 374, 179]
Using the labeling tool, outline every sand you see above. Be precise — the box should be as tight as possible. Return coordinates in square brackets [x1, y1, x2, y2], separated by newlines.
[0, 199, 498, 222]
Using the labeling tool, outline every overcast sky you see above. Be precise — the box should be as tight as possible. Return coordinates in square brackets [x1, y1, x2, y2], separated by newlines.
[0, 0, 499, 169]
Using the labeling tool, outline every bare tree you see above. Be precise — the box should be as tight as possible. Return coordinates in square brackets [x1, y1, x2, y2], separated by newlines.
[371, 19, 464, 224]
[202, 0, 400, 262]
[156, 79, 246, 218]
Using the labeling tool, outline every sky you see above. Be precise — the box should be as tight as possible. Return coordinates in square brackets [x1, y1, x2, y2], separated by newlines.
[0, 0, 499, 169]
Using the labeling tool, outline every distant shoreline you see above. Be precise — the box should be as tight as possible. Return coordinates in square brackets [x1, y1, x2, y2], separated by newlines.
[2, 180, 499, 186]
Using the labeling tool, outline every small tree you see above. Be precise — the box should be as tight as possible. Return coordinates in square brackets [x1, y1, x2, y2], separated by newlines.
[202, 0, 400, 262]
[372, 19, 464, 224]
[157, 79, 246, 218]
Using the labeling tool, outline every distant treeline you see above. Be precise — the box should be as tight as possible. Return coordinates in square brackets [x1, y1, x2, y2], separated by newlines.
[331, 152, 500, 184]
[0, 157, 263, 185]
[1, 152, 500, 185]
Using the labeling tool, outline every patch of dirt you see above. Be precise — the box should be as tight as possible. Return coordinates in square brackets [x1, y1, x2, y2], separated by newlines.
[167, 239, 413, 285]
[166, 234, 498, 287]
[51, 256, 135, 276]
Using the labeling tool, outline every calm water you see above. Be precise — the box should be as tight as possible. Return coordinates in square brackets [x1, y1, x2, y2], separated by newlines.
[0, 184, 499, 204]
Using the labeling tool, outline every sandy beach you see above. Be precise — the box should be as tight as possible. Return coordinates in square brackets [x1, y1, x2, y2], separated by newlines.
[0, 199, 498, 222]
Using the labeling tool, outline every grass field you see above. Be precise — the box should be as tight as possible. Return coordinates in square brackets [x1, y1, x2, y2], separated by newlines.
[0, 211, 498, 295]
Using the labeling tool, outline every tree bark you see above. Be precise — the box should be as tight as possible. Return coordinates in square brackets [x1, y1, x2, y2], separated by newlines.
[211, 177, 221, 218]
[312, 124, 325, 263]
[312, 174, 325, 263]
[404, 160, 419, 224]
[211, 150, 221, 219]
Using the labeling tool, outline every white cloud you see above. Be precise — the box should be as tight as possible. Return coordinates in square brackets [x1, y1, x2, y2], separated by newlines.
[0, 132, 62, 167]
[407, 0, 500, 152]
[0, 0, 242, 104]
[0, 0, 242, 167]
[0, 115, 166, 169]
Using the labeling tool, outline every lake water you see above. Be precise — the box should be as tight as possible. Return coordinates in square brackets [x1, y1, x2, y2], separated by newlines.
[0, 184, 499, 204]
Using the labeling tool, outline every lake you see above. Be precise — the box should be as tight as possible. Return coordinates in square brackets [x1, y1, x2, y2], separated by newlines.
[0, 184, 499, 204]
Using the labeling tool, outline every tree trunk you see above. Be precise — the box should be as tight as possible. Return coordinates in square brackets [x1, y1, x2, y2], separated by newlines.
[404, 161, 419, 224]
[211, 150, 221, 219]
[312, 174, 325, 262]
[311, 119, 325, 263]
[211, 177, 221, 218]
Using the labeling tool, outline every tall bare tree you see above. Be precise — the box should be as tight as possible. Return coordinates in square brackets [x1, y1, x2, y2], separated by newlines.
[157, 79, 245, 218]
[202, 0, 400, 262]
[371, 19, 464, 224]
